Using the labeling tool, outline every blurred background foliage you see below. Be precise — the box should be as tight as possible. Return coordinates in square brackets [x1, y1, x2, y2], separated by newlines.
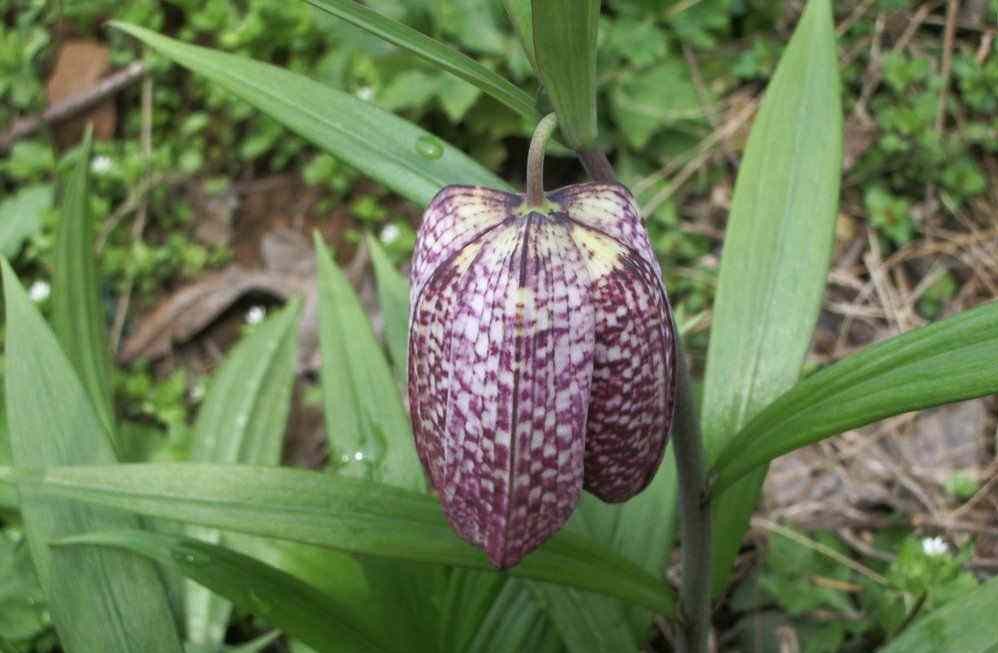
[1, 0, 997, 651]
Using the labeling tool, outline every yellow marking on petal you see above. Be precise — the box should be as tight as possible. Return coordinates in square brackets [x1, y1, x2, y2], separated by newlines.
[452, 239, 485, 274]
[569, 226, 625, 279]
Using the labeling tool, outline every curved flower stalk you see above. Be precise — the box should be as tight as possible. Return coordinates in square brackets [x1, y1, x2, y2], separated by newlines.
[408, 117, 677, 568]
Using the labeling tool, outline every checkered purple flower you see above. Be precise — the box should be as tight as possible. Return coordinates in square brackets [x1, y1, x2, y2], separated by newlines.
[408, 182, 677, 568]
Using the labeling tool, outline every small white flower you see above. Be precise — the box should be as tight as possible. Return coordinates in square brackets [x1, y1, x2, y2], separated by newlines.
[189, 381, 207, 402]
[355, 86, 374, 102]
[28, 280, 50, 302]
[353, 451, 364, 462]
[90, 155, 113, 175]
[380, 223, 400, 245]
[922, 536, 948, 556]
[245, 305, 266, 325]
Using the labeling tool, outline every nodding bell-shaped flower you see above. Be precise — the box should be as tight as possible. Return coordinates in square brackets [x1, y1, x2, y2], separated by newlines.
[408, 116, 677, 568]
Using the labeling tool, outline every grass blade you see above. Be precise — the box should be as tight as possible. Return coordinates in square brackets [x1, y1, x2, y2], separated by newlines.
[501, 0, 537, 70]
[365, 235, 410, 386]
[186, 303, 301, 648]
[112, 23, 511, 207]
[531, 0, 599, 148]
[2, 261, 183, 653]
[700, 0, 841, 595]
[0, 462, 677, 617]
[50, 131, 117, 445]
[302, 0, 537, 123]
[61, 530, 399, 653]
[711, 300, 998, 494]
[315, 236, 423, 491]
[877, 576, 998, 653]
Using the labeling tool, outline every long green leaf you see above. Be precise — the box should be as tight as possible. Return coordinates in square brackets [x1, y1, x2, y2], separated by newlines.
[502, 0, 537, 71]
[302, 0, 537, 122]
[112, 23, 510, 207]
[61, 530, 399, 653]
[315, 236, 423, 491]
[365, 235, 410, 386]
[877, 576, 998, 653]
[186, 303, 301, 648]
[0, 463, 677, 617]
[711, 300, 998, 494]
[700, 0, 841, 596]
[531, 0, 599, 148]
[50, 131, 117, 446]
[1, 261, 183, 653]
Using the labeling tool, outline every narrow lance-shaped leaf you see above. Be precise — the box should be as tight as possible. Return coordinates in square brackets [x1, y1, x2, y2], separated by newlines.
[51, 130, 118, 446]
[61, 530, 400, 653]
[1, 261, 183, 653]
[877, 575, 998, 653]
[186, 303, 301, 649]
[711, 300, 998, 494]
[112, 23, 510, 207]
[0, 184, 51, 259]
[700, 0, 841, 596]
[0, 463, 677, 617]
[531, 0, 599, 148]
[502, 0, 537, 71]
[366, 235, 410, 386]
[303, 0, 537, 123]
[315, 236, 423, 491]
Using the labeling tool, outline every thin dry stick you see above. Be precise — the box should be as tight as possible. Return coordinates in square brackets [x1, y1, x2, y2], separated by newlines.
[110, 70, 154, 353]
[0, 61, 146, 151]
[935, 0, 961, 132]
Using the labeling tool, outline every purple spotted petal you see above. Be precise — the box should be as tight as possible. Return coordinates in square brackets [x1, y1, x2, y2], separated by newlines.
[409, 182, 676, 568]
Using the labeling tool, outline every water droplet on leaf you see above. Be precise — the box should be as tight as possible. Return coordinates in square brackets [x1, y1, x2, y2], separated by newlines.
[171, 544, 211, 567]
[415, 136, 443, 160]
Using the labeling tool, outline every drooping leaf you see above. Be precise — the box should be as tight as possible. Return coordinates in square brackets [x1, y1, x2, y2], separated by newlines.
[0, 462, 677, 617]
[365, 235, 409, 385]
[877, 575, 998, 653]
[700, 0, 841, 595]
[1, 261, 183, 653]
[50, 131, 117, 445]
[60, 530, 399, 653]
[186, 303, 301, 649]
[112, 23, 510, 207]
[711, 300, 998, 494]
[302, 0, 537, 122]
[315, 236, 423, 491]
[0, 184, 51, 258]
[501, 0, 537, 70]
[531, 0, 599, 148]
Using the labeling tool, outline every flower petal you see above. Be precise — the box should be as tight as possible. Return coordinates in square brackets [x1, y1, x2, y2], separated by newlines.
[409, 185, 518, 308]
[559, 186, 678, 502]
[409, 213, 595, 568]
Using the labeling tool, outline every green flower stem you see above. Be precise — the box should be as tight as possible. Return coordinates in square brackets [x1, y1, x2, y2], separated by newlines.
[527, 113, 559, 207]
[673, 338, 711, 653]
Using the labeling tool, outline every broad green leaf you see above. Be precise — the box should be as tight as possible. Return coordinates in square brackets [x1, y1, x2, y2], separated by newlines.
[315, 235, 423, 491]
[0, 529, 47, 644]
[113, 23, 511, 207]
[712, 300, 998, 494]
[186, 303, 301, 649]
[1, 261, 183, 653]
[366, 235, 409, 385]
[501, 0, 537, 70]
[531, 0, 599, 148]
[0, 184, 51, 258]
[61, 530, 399, 653]
[303, 0, 536, 122]
[0, 462, 677, 616]
[50, 131, 117, 445]
[877, 576, 998, 653]
[700, 0, 841, 596]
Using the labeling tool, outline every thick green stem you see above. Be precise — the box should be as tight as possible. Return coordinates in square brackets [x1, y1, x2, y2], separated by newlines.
[526, 113, 558, 207]
[673, 339, 711, 653]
